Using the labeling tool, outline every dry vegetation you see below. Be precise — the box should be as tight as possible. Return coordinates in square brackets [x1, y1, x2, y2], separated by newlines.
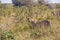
[0, 4, 60, 40]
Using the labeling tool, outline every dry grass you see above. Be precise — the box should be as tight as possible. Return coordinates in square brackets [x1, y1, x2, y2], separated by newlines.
[0, 4, 60, 40]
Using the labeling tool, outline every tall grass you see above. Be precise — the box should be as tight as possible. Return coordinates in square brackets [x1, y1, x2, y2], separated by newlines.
[0, 4, 60, 40]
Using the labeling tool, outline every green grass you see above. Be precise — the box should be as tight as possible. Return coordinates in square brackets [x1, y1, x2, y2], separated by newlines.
[0, 4, 60, 40]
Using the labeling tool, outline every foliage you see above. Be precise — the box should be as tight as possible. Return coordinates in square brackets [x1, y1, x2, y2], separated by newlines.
[0, 32, 15, 40]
